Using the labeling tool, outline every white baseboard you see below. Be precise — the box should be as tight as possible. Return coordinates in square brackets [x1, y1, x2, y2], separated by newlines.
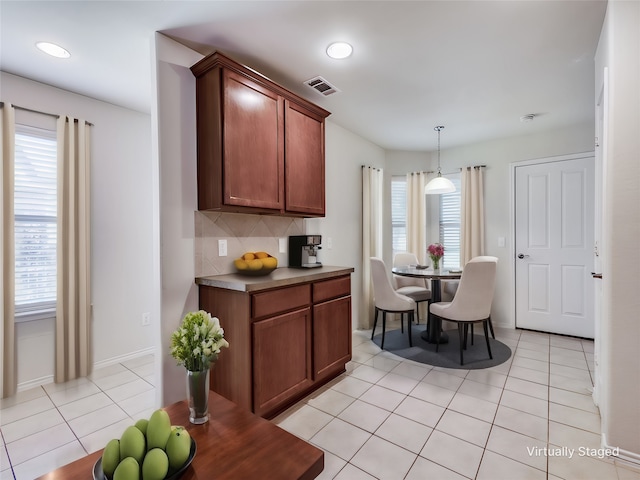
[93, 347, 157, 370]
[16, 347, 157, 392]
[602, 432, 640, 468]
[17, 374, 54, 392]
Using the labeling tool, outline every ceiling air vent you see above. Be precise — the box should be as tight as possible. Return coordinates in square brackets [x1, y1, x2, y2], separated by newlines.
[304, 76, 340, 96]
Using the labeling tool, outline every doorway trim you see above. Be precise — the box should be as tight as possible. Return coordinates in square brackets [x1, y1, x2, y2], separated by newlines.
[509, 151, 596, 334]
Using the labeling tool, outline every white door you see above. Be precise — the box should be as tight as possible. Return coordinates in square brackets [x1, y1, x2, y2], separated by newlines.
[515, 154, 595, 338]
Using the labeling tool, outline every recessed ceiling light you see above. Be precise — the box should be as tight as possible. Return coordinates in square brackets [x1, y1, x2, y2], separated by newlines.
[326, 42, 353, 59]
[36, 41, 71, 59]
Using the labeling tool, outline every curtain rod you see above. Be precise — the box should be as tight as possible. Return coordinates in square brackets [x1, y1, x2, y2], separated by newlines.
[361, 165, 381, 171]
[1, 102, 93, 126]
[462, 165, 487, 169]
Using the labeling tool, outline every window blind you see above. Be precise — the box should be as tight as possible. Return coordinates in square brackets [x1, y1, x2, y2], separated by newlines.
[391, 176, 407, 254]
[14, 125, 57, 319]
[439, 174, 461, 269]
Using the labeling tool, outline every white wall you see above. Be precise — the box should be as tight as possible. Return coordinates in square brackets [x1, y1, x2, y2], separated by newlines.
[153, 34, 204, 405]
[306, 122, 386, 329]
[1, 72, 155, 388]
[595, 0, 640, 462]
[385, 122, 594, 328]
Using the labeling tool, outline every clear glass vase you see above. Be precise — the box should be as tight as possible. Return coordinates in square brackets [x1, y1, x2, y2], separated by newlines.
[186, 367, 211, 424]
[432, 257, 440, 273]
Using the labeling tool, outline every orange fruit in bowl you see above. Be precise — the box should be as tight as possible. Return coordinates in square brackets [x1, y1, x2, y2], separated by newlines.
[234, 258, 249, 270]
[260, 257, 277, 269]
[242, 252, 256, 261]
[255, 252, 269, 259]
[247, 259, 263, 270]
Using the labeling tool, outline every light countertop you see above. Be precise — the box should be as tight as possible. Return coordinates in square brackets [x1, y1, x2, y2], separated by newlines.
[195, 265, 354, 292]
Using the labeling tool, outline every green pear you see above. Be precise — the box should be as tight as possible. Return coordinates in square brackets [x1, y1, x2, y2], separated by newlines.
[119, 425, 146, 464]
[101, 438, 120, 480]
[142, 448, 169, 480]
[146, 409, 172, 450]
[165, 426, 191, 471]
[113, 456, 139, 480]
[134, 418, 148, 436]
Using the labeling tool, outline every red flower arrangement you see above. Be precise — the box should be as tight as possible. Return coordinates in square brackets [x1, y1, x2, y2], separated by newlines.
[427, 243, 445, 269]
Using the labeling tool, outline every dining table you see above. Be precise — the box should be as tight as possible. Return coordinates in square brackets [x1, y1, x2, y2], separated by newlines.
[36, 390, 323, 480]
[391, 266, 462, 344]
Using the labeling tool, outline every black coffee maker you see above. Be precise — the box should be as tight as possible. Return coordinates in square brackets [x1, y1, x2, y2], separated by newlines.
[288, 235, 322, 268]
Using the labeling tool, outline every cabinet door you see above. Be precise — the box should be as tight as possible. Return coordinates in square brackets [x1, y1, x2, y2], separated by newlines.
[284, 100, 325, 216]
[253, 308, 313, 416]
[313, 296, 352, 380]
[223, 69, 284, 210]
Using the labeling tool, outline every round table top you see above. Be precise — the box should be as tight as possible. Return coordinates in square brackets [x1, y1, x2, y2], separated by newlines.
[392, 266, 462, 280]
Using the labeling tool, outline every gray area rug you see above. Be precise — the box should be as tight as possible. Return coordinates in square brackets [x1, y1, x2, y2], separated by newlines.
[372, 326, 512, 370]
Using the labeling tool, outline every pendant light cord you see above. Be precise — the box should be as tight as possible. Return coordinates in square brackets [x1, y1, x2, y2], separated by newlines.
[434, 125, 444, 176]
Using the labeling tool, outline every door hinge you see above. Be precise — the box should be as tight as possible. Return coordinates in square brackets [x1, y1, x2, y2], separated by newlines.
[595, 136, 600, 148]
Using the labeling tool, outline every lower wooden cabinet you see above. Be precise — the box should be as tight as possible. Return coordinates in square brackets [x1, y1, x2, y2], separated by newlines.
[199, 273, 351, 418]
[253, 307, 313, 416]
[313, 296, 352, 380]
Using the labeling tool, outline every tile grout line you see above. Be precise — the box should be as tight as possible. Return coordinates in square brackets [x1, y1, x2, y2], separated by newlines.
[4, 359, 155, 478]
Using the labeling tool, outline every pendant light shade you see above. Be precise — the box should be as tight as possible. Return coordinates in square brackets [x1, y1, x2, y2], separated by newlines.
[425, 175, 456, 194]
[425, 125, 456, 195]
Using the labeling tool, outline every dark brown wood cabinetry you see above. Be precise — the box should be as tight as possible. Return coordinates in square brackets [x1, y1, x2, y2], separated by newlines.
[312, 276, 352, 380]
[191, 51, 330, 217]
[198, 272, 352, 418]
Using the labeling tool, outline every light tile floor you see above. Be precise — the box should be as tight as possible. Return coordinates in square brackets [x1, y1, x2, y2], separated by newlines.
[2, 327, 640, 480]
[272, 325, 640, 480]
[0, 355, 155, 480]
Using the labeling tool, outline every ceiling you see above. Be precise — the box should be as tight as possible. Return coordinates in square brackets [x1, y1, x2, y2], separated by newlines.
[0, 1, 607, 151]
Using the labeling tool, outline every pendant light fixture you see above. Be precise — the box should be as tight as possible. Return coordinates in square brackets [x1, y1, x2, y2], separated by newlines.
[425, 125, 456, 195]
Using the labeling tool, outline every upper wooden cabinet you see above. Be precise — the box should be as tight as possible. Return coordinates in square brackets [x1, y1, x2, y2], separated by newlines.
[191, 52, 330, 217]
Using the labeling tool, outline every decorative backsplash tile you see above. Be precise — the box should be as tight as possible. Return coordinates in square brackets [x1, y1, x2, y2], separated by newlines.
[195, 211, 305, 277]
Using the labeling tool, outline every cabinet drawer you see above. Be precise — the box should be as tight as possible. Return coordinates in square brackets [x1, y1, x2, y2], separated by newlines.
[252, 284, 311, 319]
[313, 276, 351, 303]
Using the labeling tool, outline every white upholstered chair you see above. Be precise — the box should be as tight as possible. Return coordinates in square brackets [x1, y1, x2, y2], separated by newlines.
[429, 256, 498, 365]
[370, 257, 416, 350]
[392, 252, 432, 325]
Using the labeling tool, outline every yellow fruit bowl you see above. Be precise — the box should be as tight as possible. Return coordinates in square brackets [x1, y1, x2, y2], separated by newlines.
[233, 252, 278, 276]
[93, 438, 196, 480]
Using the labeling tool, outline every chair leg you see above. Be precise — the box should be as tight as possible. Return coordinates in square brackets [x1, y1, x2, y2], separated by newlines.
[381, 311, 387, 350]
[425, 300, 431, 327]
[408, 311, 413, 347]
[458, 323, 465, 365]
[483, 320, 493, 359]
[371, 307, 379, 340]
[401, 313, 404, 333]
[470, 324, 475, 345]
[488, 316, 495, 339]
[415, 302, 421, 324]
[435, 315, 442, 352]
[463, 324, 468, 350]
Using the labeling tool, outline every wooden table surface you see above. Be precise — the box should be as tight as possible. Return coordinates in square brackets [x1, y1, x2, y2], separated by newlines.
[37, 391, 324, 480]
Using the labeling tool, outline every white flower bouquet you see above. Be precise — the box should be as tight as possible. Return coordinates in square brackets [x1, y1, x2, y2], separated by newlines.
[170, 310, 229, 372]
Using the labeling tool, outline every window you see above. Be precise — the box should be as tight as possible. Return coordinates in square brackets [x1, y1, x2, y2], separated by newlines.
[391, 173, 462, 268]
[439, 173, 461, 269]
[14, 125, 57, 321]
[391, 176, 407, 255]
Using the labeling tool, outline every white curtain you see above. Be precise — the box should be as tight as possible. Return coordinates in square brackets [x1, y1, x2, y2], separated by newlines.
[55, 116, 92, 383]
[461, 166, 485, 265]
[406, 171, 431, 263]
[1, 103, 16, 398]
[361, 166, 383, 329]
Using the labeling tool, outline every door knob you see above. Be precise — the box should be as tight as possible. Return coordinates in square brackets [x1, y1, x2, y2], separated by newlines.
[517, 254, 530, 259]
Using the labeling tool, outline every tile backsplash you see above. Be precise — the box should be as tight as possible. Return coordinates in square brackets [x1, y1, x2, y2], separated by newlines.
[194, 211, 305, 277]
